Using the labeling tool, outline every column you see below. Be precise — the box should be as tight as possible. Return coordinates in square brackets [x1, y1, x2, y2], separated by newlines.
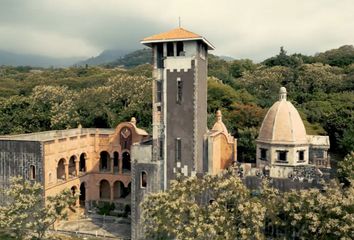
[110, 185, 114, 201]
[64, 163, 69, 180]
[111, 156, 114, 174]
[119, 156, 123, 175]
[75, 159, 79, 176]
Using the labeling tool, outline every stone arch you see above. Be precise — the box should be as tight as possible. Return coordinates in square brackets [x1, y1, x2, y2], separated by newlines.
[122, 151, 131, 172]
[99, 179, 110, 200]
[71, 185, 78, 206]
[69, 155, 77, 177]
[113, 181, 124, 199]
[99, 151, 111, 172]
[57, 158, 66, 181]
[79, 153, 87, 173]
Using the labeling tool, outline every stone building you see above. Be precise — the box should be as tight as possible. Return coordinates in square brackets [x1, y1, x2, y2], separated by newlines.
[131, 27, 237, 240]
[0, 27, 237, 239]
[0, 118, 149, 208]
[255, 87, 330, 179]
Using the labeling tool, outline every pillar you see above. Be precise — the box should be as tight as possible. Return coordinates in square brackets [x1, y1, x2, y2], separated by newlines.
[111, 155, 114, 174]
[64, 163, 69, 180]
[119, 156, 123, 175]
[75, 159, 79, 176]
[110, 185, 114, 201]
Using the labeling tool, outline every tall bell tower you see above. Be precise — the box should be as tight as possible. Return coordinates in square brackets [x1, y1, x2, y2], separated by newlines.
[141, 27, 214, 189]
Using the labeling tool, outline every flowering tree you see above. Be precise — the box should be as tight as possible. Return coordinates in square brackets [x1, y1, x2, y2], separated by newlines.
[0, 177, 77, 239]
[142, 169, 354, 240]
[142, 168, 265, 240]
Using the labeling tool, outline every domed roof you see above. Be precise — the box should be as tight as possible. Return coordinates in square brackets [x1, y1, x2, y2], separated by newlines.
[257, 87, 307, 144]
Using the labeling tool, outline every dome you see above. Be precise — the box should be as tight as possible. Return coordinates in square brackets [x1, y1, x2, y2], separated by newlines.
[257, 87, 307, 144]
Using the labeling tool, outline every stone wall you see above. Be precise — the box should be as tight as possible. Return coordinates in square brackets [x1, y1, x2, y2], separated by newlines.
[0, 140, 43, 202]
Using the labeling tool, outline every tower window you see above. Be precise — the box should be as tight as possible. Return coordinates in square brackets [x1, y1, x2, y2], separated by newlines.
[141, 171, 147, 188]
[159, 138, 163, 159]
[156, 81, 162, 102]
[167, 42, 174, 56]
[29, 165, 36, 180]
[260, 148, 267, 160]
[177, 77, 183, 104]
[298, 151, 305, 161]
[277, 151, 288, 162]
[175, 138, 181, 162]
[177, 41, 184, 56]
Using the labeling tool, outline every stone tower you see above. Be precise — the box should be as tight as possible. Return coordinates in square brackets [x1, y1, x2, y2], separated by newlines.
[141, 27, 214, 189]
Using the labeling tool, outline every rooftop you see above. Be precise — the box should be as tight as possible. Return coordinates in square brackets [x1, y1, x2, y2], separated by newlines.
[141, 27, 215, 50]
[0, 128, 115, 142]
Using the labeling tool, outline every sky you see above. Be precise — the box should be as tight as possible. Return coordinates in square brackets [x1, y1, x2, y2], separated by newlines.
[0, 0, 353, 61]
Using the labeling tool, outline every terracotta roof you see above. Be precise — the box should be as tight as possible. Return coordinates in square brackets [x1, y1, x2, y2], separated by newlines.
[141, 27, 215, 50]
[143, 27, 201, 41]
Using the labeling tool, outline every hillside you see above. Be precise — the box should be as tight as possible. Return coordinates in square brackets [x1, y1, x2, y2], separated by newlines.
[0, 50, 83, 67]
[76, 49, 131, 66]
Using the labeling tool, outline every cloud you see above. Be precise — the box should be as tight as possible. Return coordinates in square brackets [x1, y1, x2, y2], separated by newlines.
[0, 0, 353, 60]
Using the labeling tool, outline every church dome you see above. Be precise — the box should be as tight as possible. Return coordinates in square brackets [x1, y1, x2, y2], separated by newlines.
[257, 87, 307, 144]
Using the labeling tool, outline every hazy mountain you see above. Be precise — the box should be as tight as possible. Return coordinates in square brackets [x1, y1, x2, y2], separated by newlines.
[105, 49, 152, 68]
[219, 55, 235, 62]
[0, 50, 84, 67]
[77, 49, 131, 66]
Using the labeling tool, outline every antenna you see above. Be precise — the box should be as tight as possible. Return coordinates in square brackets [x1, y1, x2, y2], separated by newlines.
[178, 16, 181, 28]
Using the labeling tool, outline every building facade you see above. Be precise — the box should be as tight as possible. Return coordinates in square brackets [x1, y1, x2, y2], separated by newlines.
[255, 87, 330, 179]
[131, 27, 237, 240]
[0, 118, 149, 208]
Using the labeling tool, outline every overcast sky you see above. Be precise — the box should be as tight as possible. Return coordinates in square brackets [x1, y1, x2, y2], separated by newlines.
[0, 0, 353, 61]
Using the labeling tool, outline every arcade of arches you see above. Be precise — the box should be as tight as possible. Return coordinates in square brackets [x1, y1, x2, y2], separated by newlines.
[44, 119, 148, 208]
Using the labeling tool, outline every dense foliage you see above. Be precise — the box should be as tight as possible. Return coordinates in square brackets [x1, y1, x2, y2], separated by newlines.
[0, 45, 353, 161]
[142, 168, 354, 240]
[207, 45, 354, 160]
[0, 177, 77, 239]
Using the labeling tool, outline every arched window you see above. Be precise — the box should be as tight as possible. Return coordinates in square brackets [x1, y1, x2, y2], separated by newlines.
[29, 165, 35, 180]
[141, 171, 147, 188]
[113, 152, 119, 170]
[79, 182, 86, 207]
[69, 156, 77, 177]
[57, 158, 66, 181]
[99, 151, 111, 172]
[79, 153, 86, 172]
[113, 181, 124, 199]
[122, 152, 131, 172]
[99, 180, 110, 199]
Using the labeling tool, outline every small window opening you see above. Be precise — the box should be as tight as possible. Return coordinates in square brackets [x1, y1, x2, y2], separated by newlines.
[29, 165, 36, 180]
[167, 42, 174, 56]
[141, 172, 147, 188]
[277, 151, 288, 162]
[157, 106, 161, 112]
[177, 42, 184, 56]
[159, 138, 164, 159]
[298, 151, 304, 161]
[175, 138, 181, 162]
[177, 77, 183, 103]
[260, 148, 267, 160]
